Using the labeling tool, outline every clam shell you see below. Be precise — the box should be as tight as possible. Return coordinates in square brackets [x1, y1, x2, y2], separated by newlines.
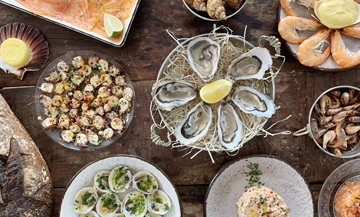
[111, 214, 125, 217]
[0, 23, 49, 80]
[73, 187, 99, 214]
[79, 211, 100, 217]
[132, 171, 159, 194]
[122, 191, 148, 217]
[93, 169, 112, 194]
[96, 193, 121, 217]
[147, 190, 171, 215]
[108, 166, 132, 193]
[145, 214, 162, 217]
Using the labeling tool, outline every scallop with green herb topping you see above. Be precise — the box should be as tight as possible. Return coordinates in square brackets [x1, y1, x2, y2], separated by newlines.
[108, 166, 132, 193]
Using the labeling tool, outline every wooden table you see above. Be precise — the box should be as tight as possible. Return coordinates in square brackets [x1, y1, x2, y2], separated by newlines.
[1, 0, 359, 216]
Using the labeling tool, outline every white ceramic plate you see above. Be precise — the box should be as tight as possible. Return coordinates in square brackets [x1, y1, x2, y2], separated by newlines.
[60, 155, 181, 217]
[205, 155, 314, 217]
[0, 0, 141, 47]
[278, 3, 360, 71]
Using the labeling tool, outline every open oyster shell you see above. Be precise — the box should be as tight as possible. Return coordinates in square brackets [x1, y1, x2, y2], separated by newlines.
[96, 193, 121, 217]
[133, 171, 159, 194]
[226, 47, 272, 81]
[147, 190, 171, 215]
[217, 101, 243, 149]
[74, 187, 99, 214]
[93, 169, 112, 194]
[108, 166, 132, 193]
[0, 23, 49, 80]
[232, 86, 276, 118]
[187, 37, 220, 82]
[174, 102, 212, 145]
[122, 191, 148, 217]
[151, 78, 198, 111]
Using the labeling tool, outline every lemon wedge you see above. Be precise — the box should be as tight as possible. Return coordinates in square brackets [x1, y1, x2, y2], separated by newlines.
[200, 79, 233, 104]
[0, 38, 30, 67]
[104, 13, 124, 37]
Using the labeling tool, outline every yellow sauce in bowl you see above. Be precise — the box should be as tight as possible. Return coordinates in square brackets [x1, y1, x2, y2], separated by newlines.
[316, 0, 358, 29]
[0, 38, 30, 67]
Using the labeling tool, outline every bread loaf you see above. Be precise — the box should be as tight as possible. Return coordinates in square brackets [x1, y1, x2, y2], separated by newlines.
[0, 94, 53, 217]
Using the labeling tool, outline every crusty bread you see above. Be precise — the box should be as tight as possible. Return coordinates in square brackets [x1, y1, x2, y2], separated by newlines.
[0, 94, 53, 217]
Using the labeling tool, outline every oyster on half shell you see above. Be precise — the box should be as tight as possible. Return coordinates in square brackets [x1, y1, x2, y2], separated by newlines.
[226, 47, 272, 81]
[174, 102, 212, 145]
[217, 101, 243, 149]
[232, 86, 275, 118]
[151, 78, 198, 111]
[187, 37, 220, 82]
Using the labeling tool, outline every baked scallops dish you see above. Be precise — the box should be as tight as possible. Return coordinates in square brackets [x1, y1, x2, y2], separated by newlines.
[39, 55, 133, 148]
[335, 181, 360, 217]
[236, 186, 290, 217]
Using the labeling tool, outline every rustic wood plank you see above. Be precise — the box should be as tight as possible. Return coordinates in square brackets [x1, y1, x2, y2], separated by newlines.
[0, 81, 355, 188]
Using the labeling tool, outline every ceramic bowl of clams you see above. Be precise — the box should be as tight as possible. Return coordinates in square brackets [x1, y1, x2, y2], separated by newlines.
[308, 86, 360, 158]
[183, 0, 247, 21]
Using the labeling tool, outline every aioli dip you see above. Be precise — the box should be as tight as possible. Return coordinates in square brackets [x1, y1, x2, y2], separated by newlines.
[316, 0, 358, 28]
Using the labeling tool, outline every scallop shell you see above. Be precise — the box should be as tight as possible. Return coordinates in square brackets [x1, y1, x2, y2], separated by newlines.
[147, 190, 171, 215]
[0, 23, 49, 80]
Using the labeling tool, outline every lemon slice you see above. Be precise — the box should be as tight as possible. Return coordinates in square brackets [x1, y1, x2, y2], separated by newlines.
[104, 13, 124, 37]
[200, 79, 233, 104]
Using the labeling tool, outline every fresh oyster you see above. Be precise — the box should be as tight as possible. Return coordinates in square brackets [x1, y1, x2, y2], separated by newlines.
[73, 187, 99, 214]
[174, 102, 212, 145]
[217, 101, 243, 149]
[96, 193, 121, 217]
[122, 191, 147, 217]
[133, 171, 158, 194]
[226, 47, 272, 81]
[108, 166, 132, 193]
[187, 37, 220, 82]
[80, 211, 100, 217]
[151, 78, 198, 111]
[147, 190, 171, 215]
[93, 170, 112, 194]
[232, 86, 276, 118]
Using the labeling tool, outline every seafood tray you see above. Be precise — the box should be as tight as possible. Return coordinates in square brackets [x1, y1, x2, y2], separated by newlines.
[278, 2, 360, 71]
[0, 0, 141, 47]
[151, 30, 278, 153]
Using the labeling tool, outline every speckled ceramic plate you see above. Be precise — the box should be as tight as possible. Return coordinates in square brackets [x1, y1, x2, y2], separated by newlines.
[60, 155, 181, 217]
[205, 155, 314, 217]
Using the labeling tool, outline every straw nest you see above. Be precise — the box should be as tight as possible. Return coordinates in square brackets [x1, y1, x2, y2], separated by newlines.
[151, 27, 277, 155]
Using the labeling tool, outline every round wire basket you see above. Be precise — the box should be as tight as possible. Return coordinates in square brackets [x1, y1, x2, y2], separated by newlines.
[150, 27, 283, 159]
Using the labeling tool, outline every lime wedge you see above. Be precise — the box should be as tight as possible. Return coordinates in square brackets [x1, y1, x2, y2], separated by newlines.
[104, 13, 123, 37]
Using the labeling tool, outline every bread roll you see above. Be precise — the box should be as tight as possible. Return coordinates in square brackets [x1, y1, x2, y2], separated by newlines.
[0, 94, 53, 216]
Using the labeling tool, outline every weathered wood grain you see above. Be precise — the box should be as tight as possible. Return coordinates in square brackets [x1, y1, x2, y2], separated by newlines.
[0, 82, 355, 188]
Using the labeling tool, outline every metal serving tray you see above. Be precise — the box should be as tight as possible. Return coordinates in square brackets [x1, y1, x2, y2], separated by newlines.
[0, 0, 141, 47]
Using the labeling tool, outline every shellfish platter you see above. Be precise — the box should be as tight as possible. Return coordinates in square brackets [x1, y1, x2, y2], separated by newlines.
[151, 29, 279, 153]
[278, 1, 360, 71]
[0, 0, 141, 47]
[60, 155, 181, 217]
[35, 50, 135, 151]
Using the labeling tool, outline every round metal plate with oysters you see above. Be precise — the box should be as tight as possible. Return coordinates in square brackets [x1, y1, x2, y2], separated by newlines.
[151, 32, 277, 152]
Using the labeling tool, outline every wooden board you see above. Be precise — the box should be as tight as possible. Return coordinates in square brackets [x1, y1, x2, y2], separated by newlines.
[1, 0, 360, 216]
